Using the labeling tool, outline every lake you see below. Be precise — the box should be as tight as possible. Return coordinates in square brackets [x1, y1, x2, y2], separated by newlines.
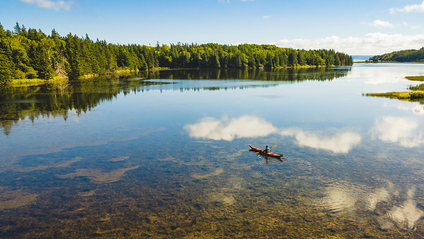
[352, 55, 374, 62]
[1, 64, 424, 238]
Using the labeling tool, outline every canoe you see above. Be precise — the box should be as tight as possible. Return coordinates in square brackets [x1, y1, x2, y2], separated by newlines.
[249, 145, 283, 158]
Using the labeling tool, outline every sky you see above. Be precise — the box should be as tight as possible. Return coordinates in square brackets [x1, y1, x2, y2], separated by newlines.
[1, 0, 424, 55]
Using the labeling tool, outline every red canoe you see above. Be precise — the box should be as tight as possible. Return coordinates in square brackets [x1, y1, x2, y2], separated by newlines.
[249, 145, 283, 158]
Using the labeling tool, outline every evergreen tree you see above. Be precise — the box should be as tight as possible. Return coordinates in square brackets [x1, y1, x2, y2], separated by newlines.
[65, 34, 83, 79]
[0, 51, 12, 84]
[288, 50, 298, 66]
[13, 22, 21, 35]
[297, 51, 305, 66]
[35, 38, 55, 79]
[325, 55, 334, 67]
[334, 55, 341, 66]
[0, 23, 6, 38]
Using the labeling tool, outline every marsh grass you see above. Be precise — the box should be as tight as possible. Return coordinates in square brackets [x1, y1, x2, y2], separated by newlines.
[78, 74, 99, 80]
[365, 91, 424, 101]
[365, 75, 424, 101]
[406, 76, 424, 81]
[409, 84, 424, 91]
[366, 92, 412, 99]
[9, 76, 69, 87]
[9, 78, 46, 86]
[6, 70, 137, 87]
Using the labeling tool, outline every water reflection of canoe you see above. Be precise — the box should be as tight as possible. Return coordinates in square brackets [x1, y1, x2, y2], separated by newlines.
[249, 145, 283, 158]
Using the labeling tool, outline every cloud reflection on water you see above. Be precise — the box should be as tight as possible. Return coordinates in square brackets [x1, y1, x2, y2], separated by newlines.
[281, 129, 361, 154]
[319, 182, 423, 230]
[184, 116, 278, 141]
[386, 188, 424, 229]
[384, 102, 424, 115]
[372, 116, 424, 147]
[185, 115, 361, 153]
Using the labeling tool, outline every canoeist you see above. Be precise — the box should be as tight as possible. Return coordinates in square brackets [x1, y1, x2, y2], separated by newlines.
[265, 145, 271, 153]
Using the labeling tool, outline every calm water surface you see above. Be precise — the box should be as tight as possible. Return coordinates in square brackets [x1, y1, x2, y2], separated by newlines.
[1, 65, 424, 238]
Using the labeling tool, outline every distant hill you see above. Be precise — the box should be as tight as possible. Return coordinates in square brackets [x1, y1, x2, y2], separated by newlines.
[370, 48, 424, 62]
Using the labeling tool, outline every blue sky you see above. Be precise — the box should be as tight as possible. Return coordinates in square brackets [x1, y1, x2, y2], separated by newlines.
[1, 0, 424, 55]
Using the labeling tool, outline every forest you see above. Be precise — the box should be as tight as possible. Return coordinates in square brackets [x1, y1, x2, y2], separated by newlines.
[0, 23, 353, 85]
[370, 47, 424, 62]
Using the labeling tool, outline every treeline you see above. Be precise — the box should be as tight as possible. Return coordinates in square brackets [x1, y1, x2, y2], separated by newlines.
[0, 23, 353, 84]
[370, 47, 424, 62]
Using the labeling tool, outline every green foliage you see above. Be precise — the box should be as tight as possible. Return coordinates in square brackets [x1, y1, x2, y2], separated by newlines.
[0, 23, 353, 84]
[409, 83, 424, 91]
[0, 23, 6, 38]
[371, 47, 424, 62]
[0, 39, 13, 84]
[410, 90, 424, 99]
[0, 52, 13, 84]
[366, 90, 424, 102]
[366, 92, 412, 99]
[297, 51, 305, 66]
[288, 50, 298, 66]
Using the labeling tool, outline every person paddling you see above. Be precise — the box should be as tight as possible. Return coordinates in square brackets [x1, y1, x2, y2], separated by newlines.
[265, 145, 271, 154]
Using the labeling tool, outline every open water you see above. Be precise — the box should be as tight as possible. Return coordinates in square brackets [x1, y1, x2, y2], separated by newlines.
[1, 64, 424, 238]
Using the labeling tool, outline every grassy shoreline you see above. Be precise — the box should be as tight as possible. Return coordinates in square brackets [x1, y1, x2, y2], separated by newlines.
[365, 91, 424, 100]
[364, 75, 424, 101]
[3, 65, 341, 87]
[6, 69, 142, 87]
[405, 76, 424, 81]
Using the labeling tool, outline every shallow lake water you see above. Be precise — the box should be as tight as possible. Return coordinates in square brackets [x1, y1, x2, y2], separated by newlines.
[1, 64, 424, 238]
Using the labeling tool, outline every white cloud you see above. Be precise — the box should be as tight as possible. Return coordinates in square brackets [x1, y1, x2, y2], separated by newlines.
[276, 32, 424, 55]
[372, 116, 424, 147]
[402, 22, 420, 29]
[263, 16, 270, 19]
[362, 20, 394, 28]
[185, 115, 361, 153]
[390, 1, 424, 14]
[19, 0, 73, 11]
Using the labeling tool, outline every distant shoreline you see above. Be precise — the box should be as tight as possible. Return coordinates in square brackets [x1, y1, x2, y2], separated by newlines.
[354, 61, 424, 64]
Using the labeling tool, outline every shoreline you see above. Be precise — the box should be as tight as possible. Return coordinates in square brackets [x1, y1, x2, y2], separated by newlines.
[354, 61, 424, 64]
[364, 75, 424, 101]
[3, 65, 344, 88]
[5, 69, 142, 87]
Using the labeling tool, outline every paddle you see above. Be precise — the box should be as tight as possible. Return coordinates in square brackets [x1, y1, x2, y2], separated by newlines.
[255, 145, 277, 154]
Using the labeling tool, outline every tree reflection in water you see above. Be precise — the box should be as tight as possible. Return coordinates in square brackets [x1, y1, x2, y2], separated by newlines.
[0, 68, 350, 135]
